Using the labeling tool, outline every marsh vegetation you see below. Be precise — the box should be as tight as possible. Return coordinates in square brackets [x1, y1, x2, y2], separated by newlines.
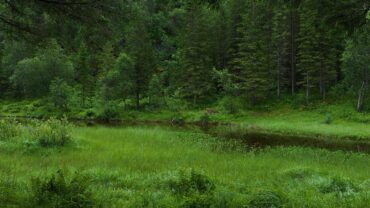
[0, 119, 369, 207]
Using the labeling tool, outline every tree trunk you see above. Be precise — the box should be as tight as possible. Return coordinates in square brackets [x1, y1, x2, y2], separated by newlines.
[319, 64, 324, 100]
[136, 90, 140, 110]
[290, 0, 296, 95]
[306, 72, 309, 105]
[82, 87, 85, 108]
[357, 81, 365, 112]
[277, 53, 281, 97]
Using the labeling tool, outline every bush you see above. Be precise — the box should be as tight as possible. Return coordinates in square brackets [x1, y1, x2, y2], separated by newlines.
[320, 177, 358, 196]
[169, 169, 215, 196]
[49, 78, 74, 112]
[165, 91, 189, 111]
[29, 118, 72, 147]
[249, 190, 284, 208]
[0, 119, 21, 141]
[198, 113, 211, 126]
[0, 176, 29, 207]
[31, 170, 93, 208]
[168, 169, 215, 208]
[171, 113, 185, 125]
[96, 103, 119, 121]
[219, 96, 243, 114]
[324, 114, 333, 124]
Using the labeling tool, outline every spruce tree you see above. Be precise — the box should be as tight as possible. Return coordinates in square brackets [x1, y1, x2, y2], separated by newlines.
[125, 7, 156, 109]
[176, 2, 215, 104]
[75, 41, 94, 107]
[234, 0, 272, 104]
[271, 1, 289, 97]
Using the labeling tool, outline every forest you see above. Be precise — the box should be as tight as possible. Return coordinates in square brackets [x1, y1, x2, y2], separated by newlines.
[0, 0, 369, 113]
[0, 0, 369, 207]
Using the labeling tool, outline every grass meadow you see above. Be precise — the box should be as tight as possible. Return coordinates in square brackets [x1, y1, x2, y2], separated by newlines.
[0, 125, 369, 207]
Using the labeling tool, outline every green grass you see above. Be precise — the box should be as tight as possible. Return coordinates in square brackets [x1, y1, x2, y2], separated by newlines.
[0, 126, 369, 207]
[0, 99, 369, 141]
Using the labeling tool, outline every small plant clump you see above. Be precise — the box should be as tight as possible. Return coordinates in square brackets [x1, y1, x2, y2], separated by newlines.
[169, 169, 215, 207]
[324, 114, 333, 124]
[29, 118, 72, 147]
[199, 113, 211, 127]
[0, 118, 73, 149]
[0, 119, 21, 141]
[249, 190, 284, 208]
[320, 177, 358, 197]
[31, 170, 94, 208]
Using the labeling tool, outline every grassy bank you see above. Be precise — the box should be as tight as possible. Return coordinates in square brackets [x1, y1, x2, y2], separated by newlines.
[1, 100, 369, 140]
[0, 126, 369, 207]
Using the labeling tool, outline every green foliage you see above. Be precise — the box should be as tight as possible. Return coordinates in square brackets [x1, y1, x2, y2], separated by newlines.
[0, 119, 20, 141]
[342, 18, 370, 111]
[169, 169, 215, 196]
[0, 176, 29, 207]
[49, 79, 74, 112]
[171, 113, 185, 125]
[165, 92, 189, 111]
[96, 102, 120, 121]
[28, 118, 72, 147]
[324, 114, 333, 125]
[232, 0, 273, 104]
[249, 190, 284, 208]
[169, 169, 215, 207]
[0, 127, 369, 207]
[218, 96, 243, 114]
[175, 3, 216, 104]
[100, 53, 135, 102]
[148, 74, 166, 109]
[125, 8, 157, 109]
[198, 113, 211, 126]
[31, 170, 93, 208]
[75, 41, 94, 107]
[320, 177, 359, 197]
[11, 40, 74, 98]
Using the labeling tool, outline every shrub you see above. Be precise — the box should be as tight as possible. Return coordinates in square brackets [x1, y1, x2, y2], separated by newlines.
[171, 113, 185, 125]
[198, 113, 211, 127]
[0, 176, 29, 207]
[324, 114, 333, 124]
[249, 190, 284, 208]
[169, 169, 215, 196]
[148, 74, 166, 109]
[168, 169, 215, 207]
[0, 119, 21, 141]
[283, 167, 318, 180]
[219, 96, 243, 114]
[96, 103, 119, 121]
[320, 177, 358, 196]
[31, 170, 93, 208]
[29, 118, 72, 147]
[49, 78, 74, 112]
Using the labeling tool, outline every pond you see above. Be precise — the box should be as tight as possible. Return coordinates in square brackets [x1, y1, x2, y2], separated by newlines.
[75, 118, 370, 154]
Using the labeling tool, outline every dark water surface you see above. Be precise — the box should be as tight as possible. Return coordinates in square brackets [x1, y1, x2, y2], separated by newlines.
[2, 116, 370, 154]
[72, 119, 370, 154]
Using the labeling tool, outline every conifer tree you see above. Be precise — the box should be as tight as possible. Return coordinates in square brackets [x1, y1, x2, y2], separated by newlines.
[176, 1, 215, 104]
[75, 41, 93, 107]
[125, 6, 156, 109]
[226, 0, 248, 77]
[272, 1, 289, 97]
[234, 0, 272, 104]
[297, 5, 320, 104]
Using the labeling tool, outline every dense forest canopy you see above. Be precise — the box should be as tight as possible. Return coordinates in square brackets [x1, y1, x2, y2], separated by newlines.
[0, 0, 369, 112]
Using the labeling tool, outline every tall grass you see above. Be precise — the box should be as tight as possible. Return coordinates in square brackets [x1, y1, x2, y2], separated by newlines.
[0, 126, 369, 207]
